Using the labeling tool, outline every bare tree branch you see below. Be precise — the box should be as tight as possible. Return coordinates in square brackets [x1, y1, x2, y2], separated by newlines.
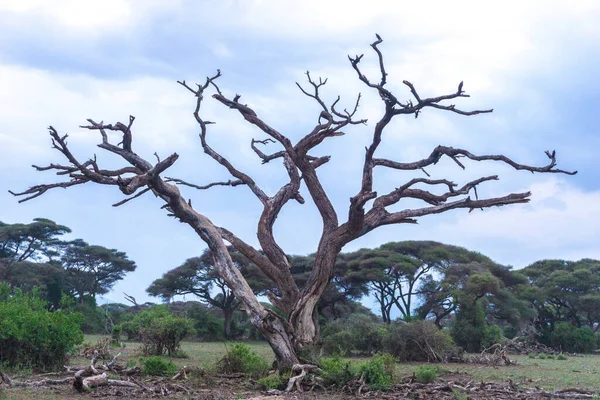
[165, 177, 245, 190]
[374, 146, 577, 175]
[178, 75, 270, 204]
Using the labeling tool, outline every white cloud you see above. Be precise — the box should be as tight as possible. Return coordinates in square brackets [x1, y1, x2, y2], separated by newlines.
[434, 178, 600, 265]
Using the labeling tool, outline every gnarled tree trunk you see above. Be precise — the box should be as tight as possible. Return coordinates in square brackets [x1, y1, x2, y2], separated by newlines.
[13, 35, 575, 372]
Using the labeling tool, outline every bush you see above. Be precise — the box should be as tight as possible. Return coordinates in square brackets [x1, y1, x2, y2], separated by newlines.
[121, 306, 193, 356]
[185, 303, 225, 341]
[550, 322, 596, 353]
[141, 314, 193, 356]
[322, 314, 385, 355]
[359, 354, 395, 391]
[528, 353, 536, 359]
[383, 321, 456, 362]
[72, 299, 105, 334]
[0, 284, 84, 370]
[143, 356, 178, 376]
[219, 343, 270, 377]
[111, 325, 122, 343]
[322, 329, 355, 356]
[451, 302, 486, 352]
[320, 356, 358, 388]
[415, 365, 438, 383]
[557, 354, 568, 360]
[538, 353, 547, 359]
[257, 373, 288, 390]
[481, 325, 505, 349]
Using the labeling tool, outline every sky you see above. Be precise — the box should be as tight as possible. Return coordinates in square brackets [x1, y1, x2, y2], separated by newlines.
[0, 0, 598, 306]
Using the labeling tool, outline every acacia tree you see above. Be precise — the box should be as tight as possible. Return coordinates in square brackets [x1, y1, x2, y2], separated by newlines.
[147, 247, 270, 339]
[61, 239, 137, 303]
[11, 36, 575, 369]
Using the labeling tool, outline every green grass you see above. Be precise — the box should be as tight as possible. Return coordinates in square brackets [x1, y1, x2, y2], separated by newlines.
[390, 355, 600, 391]
[82, 336, 600, 391]
[83, 335, 274, 369]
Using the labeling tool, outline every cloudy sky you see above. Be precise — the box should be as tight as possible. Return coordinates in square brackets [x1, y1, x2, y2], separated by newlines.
[0, 0, 598, 305]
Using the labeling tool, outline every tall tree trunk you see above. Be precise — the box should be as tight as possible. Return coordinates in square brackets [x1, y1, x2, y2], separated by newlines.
[223, 308, 234, 340]
[288, 248, 339, 351]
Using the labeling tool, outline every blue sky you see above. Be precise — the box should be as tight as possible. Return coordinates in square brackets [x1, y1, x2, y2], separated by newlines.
[0, 0, 599, 305]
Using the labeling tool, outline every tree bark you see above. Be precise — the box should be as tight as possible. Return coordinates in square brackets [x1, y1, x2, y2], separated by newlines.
[223, 308, 234, 340]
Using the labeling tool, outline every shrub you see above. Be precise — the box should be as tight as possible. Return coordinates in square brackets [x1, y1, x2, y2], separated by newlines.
[538, 353, 547, 359]
[0, 284, 84, 370]
[321, 314, 385, 355]
[550, 322, 596, 353]
[481, 325, 505, 349]
[528, 353, 536, 359]
[359, 354, 395, 391]
[322, 329, 355, 356]
[257, 373, 288, 390]
[415, 365, 438, 383]
[143, 356, 178, 376]
[557, 354, 568, 360]
[383, 321, 456, 362]
[185, 303, 225, 341]
[122, 306, 193, 356]
[141, 314, 193, 356]
[72, 299, 105, 334]
[111, 325, 122, 343]
[451, 302, 486, 352]
[320, 356, 358, 388]
[219, 343, 270, 377]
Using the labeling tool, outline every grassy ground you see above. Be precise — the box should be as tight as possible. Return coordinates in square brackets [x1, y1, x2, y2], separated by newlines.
[3, 336, 599, 399]
[84, 335, 600, 391]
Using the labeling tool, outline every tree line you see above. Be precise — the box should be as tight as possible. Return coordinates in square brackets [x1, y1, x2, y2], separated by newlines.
[3, 217, 598, 355]
[147, 237, 600, 353]
[0, 218, 136, 322]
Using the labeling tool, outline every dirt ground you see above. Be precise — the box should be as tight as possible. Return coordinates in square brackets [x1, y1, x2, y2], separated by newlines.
[1, 374, 594, 400]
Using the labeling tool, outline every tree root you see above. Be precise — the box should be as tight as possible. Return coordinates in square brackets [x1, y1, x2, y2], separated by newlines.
[285, 364, 322, 392]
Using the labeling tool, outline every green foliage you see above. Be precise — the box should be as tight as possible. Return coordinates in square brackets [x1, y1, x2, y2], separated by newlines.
[320, 356, 358, 388]
[121, 306, 193, 355]
[72, 299, 105, 334]
[557, 354, 568, 360]
[359, 354, 395, 391]
[451, 302, 486, 352]
[539, 353, 547, 359]
[219, 343, 270, 377]
[322, 313, 384, 355]
[550, 322, 596, 353]
[522, 259, 600, 345]
[528, 353, 536, 359]
[481, 324, 505, 349]
[111, 325, 122, 342]
[143, 356, 178, 376]
[384, 321, 455, 362]
[0, 284, 83, 370]
[415, 365, 438, 383]
[452, 389, 469, 400]
[183, 302, 225, 341]
[140, 311, 193, 356]
[257, 373, 287, 390]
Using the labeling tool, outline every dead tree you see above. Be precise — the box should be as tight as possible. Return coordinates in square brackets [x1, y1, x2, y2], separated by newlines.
[11, 35, 576, 370]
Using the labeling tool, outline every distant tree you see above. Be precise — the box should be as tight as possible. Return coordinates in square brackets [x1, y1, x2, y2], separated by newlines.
[521, 259, 600, 333]
[147, 247, 269, 339]
[0, 218, 70, 262]
[0, 218, 71, 307]
[62, 239, 137, 303]
[417, 252, 531, 330]
[13, 35, 576, 369]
